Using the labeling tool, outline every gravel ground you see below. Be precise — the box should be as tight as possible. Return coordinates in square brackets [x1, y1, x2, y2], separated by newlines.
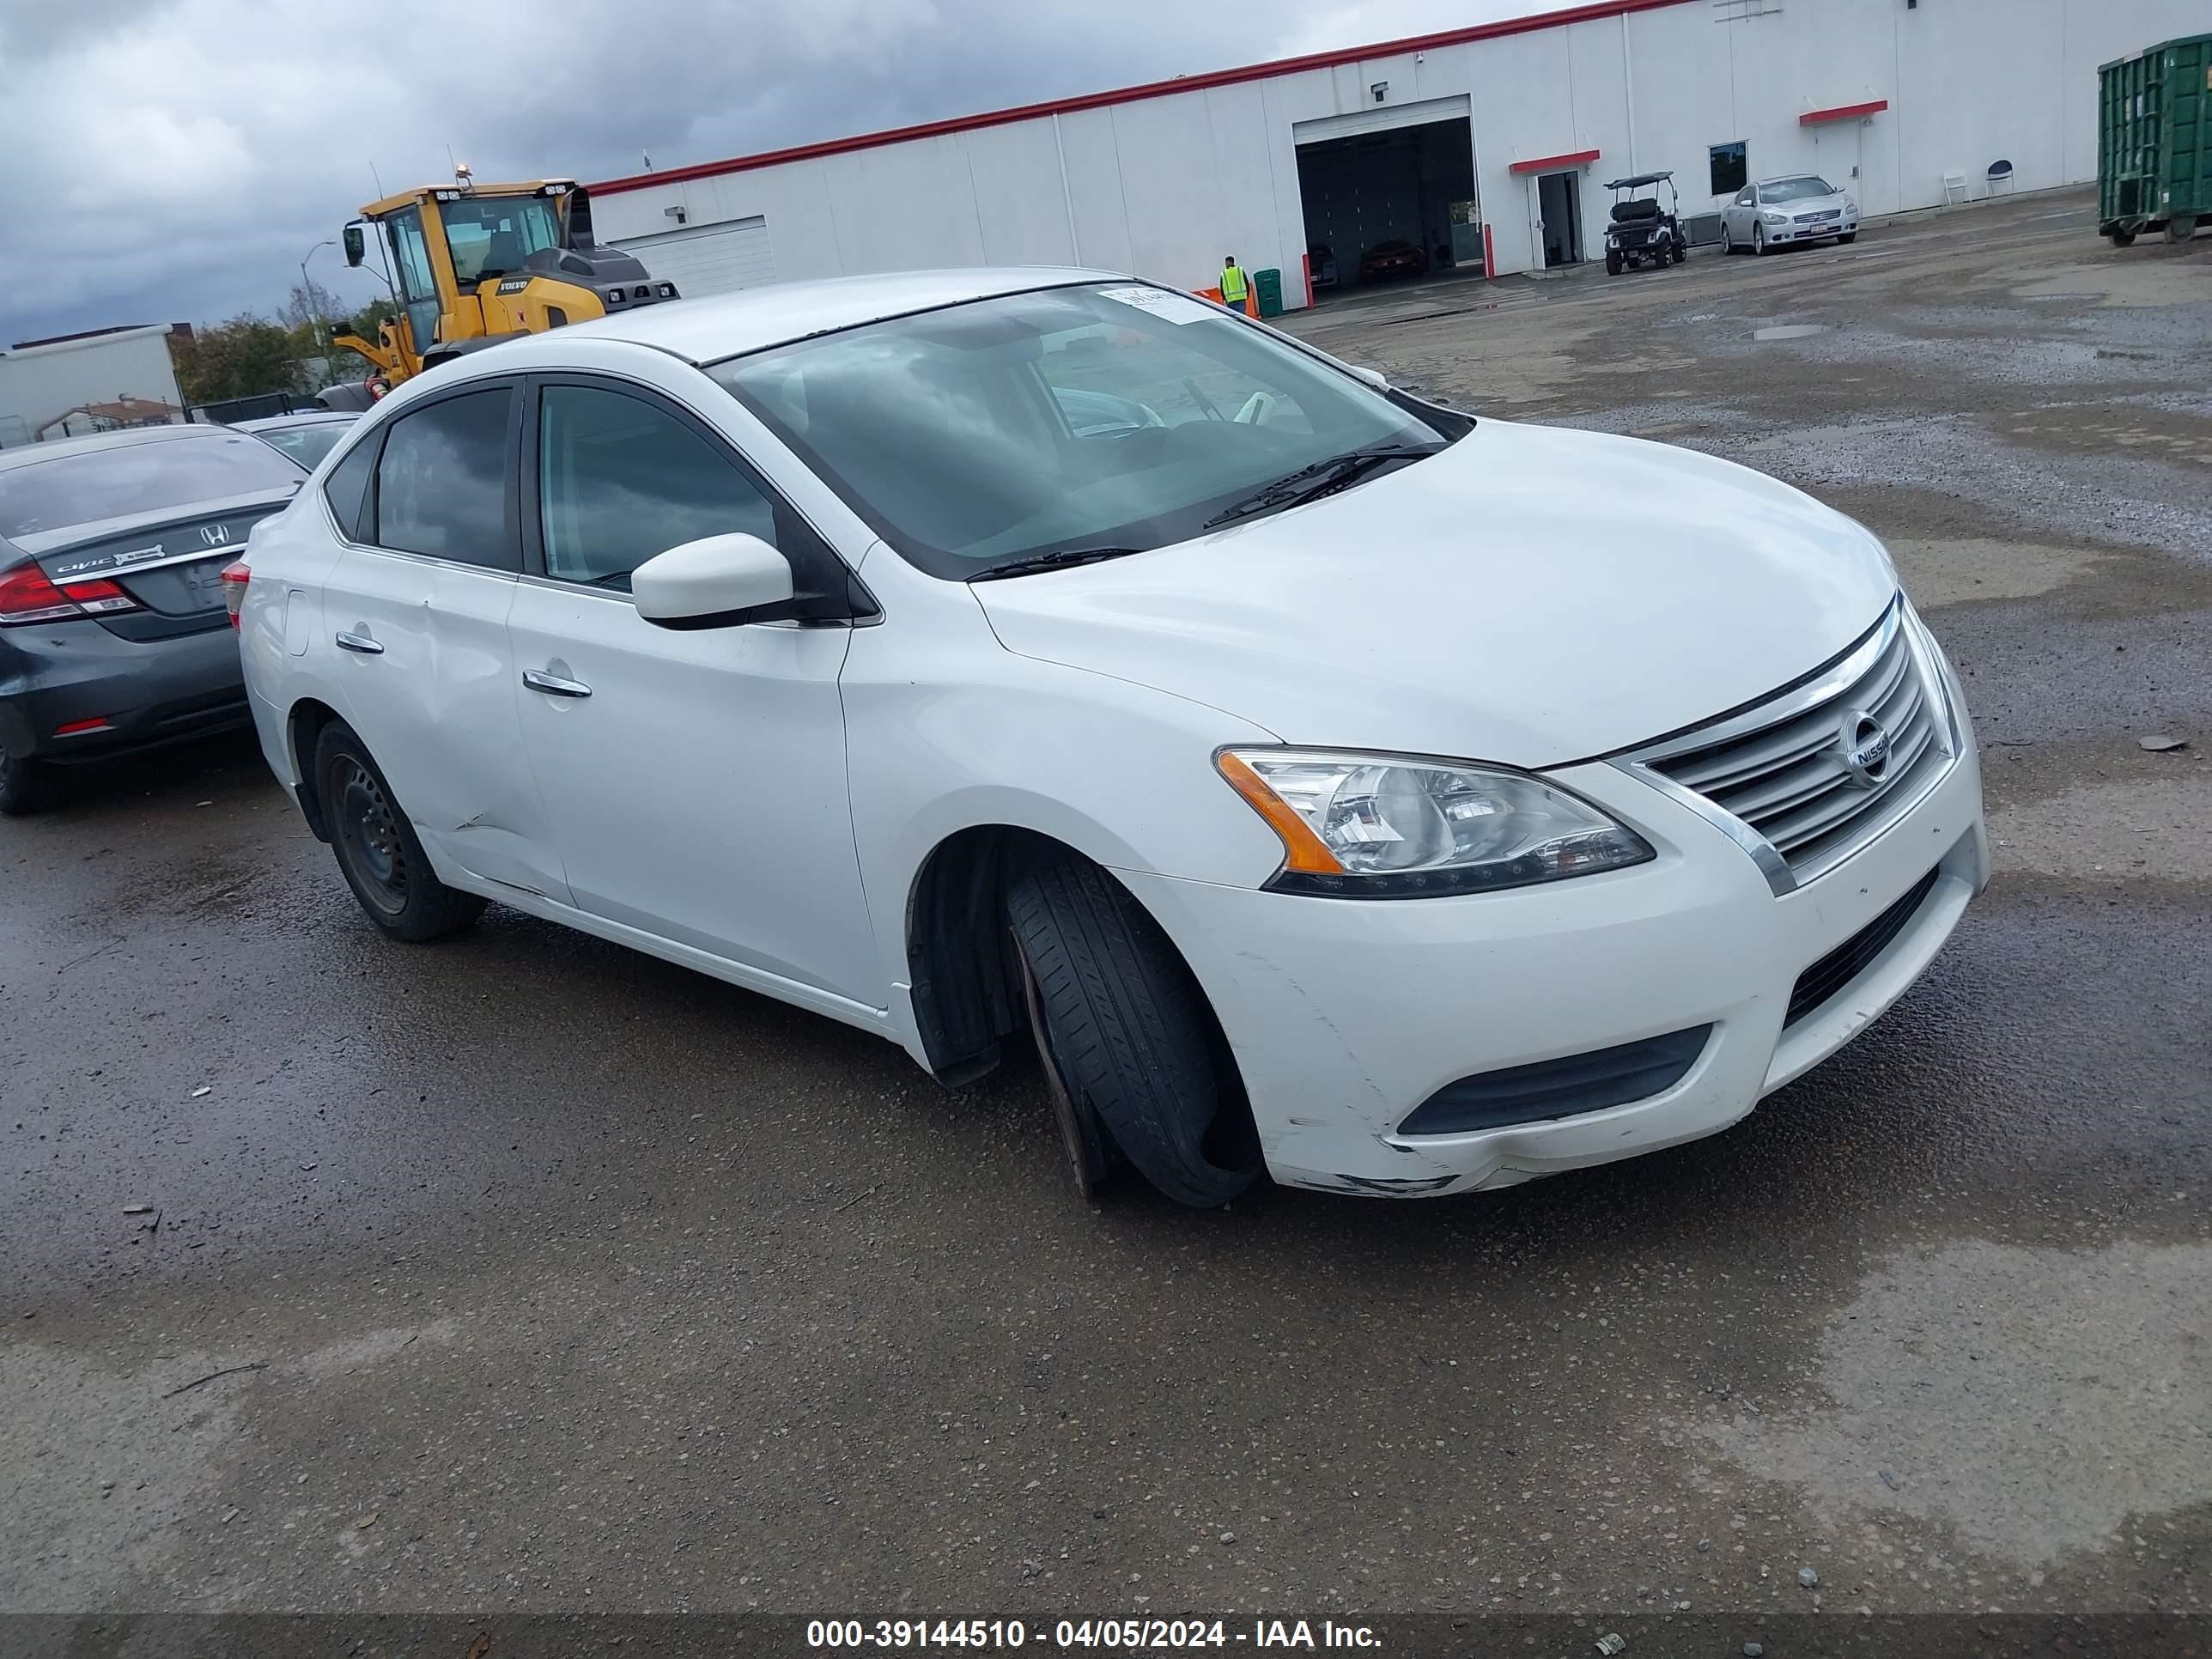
[3, 186, 2207, 1631]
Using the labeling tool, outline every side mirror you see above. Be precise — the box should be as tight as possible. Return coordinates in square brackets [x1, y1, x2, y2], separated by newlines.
[632, 532, 795, 629]
[343, 225, 366, 267]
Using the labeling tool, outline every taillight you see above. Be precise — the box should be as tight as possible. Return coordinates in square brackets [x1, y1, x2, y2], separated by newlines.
[59, 576, 142, 615]
[0, 565, 149, 625]
[220, 560, 251, 629]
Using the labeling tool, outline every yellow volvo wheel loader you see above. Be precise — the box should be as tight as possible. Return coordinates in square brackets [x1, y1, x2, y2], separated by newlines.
[325, 168, 677, 407]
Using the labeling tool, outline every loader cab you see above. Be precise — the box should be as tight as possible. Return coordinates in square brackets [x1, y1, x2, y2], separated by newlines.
[334, 176, 674, 393]
[350, 183, 574, 359]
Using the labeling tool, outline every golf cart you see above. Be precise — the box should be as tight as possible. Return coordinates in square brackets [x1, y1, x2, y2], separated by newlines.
[1603, 173, 1686, 275]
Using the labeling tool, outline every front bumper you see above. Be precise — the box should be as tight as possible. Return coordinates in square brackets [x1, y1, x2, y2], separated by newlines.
[1765, 215, 1857, 242]
[1121, 727, 1984, 1198]
[0, 618, 248, 763]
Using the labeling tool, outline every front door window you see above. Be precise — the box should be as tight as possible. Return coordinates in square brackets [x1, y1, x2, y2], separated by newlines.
[385, 207, 444, 358]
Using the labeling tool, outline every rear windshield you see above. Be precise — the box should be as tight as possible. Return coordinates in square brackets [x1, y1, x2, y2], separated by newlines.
[1763, 177, 1838, 203]
[0, 434, 303, 540]
[249, 422, 352, 470]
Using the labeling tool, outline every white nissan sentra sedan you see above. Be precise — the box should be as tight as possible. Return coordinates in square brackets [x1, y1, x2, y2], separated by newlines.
[235, 268, 1985, 1206]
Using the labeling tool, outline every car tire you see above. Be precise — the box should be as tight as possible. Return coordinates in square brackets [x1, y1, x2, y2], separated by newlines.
[1720, 223, 1735, 254]
[1837, 231, 1857, 245]
[2108, 229, 2136, 247]
[1605, 250, 1624, 276]
[1753, 223, 1767, 255]
[0, 744, 58, 817]
[313, 719, 486, 942]
[1006, 851, 1259, 1209]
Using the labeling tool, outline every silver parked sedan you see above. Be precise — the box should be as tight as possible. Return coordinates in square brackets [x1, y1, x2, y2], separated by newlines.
[1720, 174, 1860, 255]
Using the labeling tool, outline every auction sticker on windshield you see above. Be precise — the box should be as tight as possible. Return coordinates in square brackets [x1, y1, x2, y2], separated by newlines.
[1096, 285, 1219, 325]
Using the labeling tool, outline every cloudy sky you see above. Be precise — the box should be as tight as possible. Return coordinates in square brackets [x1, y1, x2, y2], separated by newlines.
[0, 0, 1575, 345]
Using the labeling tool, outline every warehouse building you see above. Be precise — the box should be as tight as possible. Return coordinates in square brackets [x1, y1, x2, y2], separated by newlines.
[588, 0, 2204, 312]
[0, 325, 186, 449]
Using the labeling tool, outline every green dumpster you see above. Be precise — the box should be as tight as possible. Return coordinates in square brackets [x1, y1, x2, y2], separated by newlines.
[1253, 268, 1285, 318]
[2099, 32, 2212, 246]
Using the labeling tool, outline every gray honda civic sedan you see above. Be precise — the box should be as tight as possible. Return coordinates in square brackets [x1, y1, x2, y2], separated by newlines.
[0, 424, 305, 813]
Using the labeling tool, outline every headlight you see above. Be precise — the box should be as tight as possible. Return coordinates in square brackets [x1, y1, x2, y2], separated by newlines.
[1216, 748, 1654, 898]
[1761, 210, 1786, 224]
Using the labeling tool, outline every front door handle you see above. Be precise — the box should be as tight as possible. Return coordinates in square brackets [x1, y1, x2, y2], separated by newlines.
[335, 630, 384, 655]
[522, 669, 592, 699]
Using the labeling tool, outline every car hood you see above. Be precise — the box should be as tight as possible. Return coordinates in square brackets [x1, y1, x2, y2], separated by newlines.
[972, 419, 1899, 768]
[1775, 191, 1853, 214]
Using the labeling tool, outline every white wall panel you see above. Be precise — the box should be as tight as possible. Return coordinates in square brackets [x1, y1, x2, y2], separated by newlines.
[1055, 108, 1136, 275]
[962, 122, 1080, 266]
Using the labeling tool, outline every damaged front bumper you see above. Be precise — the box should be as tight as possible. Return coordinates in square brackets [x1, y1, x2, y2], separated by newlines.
[1115, 740, 1984, 1198]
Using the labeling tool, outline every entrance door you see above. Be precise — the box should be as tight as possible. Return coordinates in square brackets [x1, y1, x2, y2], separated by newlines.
[1537, 172, 1584, 266]
[1813, 121, 1869, 213]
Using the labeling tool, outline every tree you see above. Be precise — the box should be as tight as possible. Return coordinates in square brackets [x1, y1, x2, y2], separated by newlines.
[169, 313, 305, 405]
[279, 276, 346, 335]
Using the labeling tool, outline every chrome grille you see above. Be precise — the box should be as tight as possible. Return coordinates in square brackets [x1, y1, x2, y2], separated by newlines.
[1624, 603, 1954, 893]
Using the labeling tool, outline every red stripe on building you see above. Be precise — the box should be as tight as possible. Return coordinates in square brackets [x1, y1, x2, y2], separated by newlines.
[591, 0, 1694, 194]
[1799, 99, 1888, 125]
[1508, 149, 1601, 175]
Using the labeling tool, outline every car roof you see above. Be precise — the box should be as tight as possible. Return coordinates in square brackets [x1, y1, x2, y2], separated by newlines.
[1759, 173, 1833, 185]
[0, 422, 234, 473]
[531, 265, 1133, 365]
[233, 411, 357, 431]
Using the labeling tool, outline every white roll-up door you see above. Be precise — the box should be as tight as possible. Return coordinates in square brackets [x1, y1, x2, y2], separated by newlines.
[614, 216, 776, 301]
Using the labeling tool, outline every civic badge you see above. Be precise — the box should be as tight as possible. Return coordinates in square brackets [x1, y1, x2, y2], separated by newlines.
[1838, 709, 1893, 788]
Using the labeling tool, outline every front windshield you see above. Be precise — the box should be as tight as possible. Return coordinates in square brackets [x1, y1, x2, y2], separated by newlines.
[1763, 176, 1838, 203]
[442, 196, 560, 284]
[0, 435, 302, 540]
[709, 283, 1449, 578]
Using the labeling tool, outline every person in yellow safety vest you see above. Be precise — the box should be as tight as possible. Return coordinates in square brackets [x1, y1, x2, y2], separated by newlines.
[1218, 256, 1249, 313]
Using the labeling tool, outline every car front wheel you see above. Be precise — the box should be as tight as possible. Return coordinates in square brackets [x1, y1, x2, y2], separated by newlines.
[1006, 851, 1259, 1208]
[313, 719, 486, 942]
[1837, 231, 1857, 245]
[1753, 223, 1768, 255]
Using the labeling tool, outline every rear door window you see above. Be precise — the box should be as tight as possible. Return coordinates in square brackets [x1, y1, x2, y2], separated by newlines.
[322, 435, 380, 541]
[371, 386, 519, 571]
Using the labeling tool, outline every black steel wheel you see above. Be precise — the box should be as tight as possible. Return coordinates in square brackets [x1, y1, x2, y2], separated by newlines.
[313, 720, 485, 942]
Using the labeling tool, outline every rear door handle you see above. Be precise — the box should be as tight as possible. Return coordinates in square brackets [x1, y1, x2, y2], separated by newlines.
[335, 631, 384, 655]
[522, 669, 592, 699]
